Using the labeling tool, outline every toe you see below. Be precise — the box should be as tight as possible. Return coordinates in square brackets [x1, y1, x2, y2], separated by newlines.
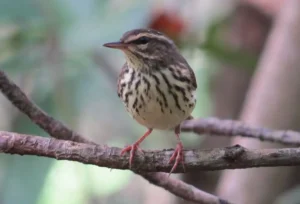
[169, 144, 185, 174]
[120, 145, 132, 155]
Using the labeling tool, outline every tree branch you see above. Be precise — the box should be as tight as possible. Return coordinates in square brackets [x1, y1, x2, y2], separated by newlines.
[0, 70, 229, 204]
[181, 118, 300, 146]
[2, 131, 300, 173]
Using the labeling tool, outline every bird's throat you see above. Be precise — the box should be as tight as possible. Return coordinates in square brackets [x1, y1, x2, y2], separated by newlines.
[124, 52, 146, 71]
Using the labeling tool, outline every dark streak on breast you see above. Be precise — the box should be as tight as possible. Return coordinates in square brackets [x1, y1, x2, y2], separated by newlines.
[158, 100, 164, 113]
[170, 91, 184, 113]
[174, 85, 189, 102]
[134, 79, 141, 94]
[161, 72, 172, 89]
[142, 76, 151, 95]
[133, 97, 138, 109]
[161, 72, 184, 112]
[140, 94, 145, 105]
[128, 70, 136, 90]
[155, 85, 168, 108]
[118, 83, 126, 98]
[124, 91, 133, 104]
[151, 73, 160, 85]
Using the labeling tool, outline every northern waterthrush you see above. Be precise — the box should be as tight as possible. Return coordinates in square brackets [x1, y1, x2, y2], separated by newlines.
[103, 28, 197, 173]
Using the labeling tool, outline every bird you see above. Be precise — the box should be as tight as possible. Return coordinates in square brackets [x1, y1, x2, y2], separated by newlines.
[103, 28, 197, 174]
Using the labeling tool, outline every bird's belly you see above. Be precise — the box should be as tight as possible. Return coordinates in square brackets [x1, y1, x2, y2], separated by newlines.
[136, 102, 189, 130]
[128, 93, 195, 130]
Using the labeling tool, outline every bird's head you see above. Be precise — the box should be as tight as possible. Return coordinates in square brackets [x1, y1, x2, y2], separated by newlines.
[103, 28, 182, 72]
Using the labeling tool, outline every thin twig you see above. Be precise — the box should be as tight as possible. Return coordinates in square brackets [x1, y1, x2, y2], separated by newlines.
[181, 118, 300, 146]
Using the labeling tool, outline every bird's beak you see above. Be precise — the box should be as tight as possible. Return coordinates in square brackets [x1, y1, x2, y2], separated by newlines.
[103, 41, 128, 49]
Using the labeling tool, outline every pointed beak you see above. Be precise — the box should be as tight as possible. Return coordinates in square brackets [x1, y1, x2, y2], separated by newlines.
[103, 41, 128, 49]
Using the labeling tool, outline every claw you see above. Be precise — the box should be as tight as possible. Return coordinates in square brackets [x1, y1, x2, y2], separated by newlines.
[168, 142, 185, 176]
[136, 146, 145, 155]
[120, 144, 140, 169]
[120, 128, 153, 169]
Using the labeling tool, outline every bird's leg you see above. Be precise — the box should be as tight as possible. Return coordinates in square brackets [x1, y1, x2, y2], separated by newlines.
[121, 128, 153, 169]
[169, 125, 185, 174]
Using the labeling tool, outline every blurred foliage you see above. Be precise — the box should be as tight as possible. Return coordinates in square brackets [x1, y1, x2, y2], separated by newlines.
[201, 18, 258, 71]
[0, 0, 40, 20]
[38, 162, 132, 204]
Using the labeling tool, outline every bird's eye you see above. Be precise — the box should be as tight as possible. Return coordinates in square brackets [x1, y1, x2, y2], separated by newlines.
[133, 36, 150, 44]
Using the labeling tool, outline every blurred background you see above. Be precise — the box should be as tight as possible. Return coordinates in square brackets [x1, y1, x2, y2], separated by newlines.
[1, 0, 300, 204]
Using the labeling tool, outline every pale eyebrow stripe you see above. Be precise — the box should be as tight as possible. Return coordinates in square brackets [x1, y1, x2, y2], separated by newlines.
[124, 33, 173, 45]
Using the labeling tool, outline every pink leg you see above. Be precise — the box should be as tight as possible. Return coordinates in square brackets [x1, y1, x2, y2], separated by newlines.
[168, 125, 185, 174]
[121, 128, 153, 169]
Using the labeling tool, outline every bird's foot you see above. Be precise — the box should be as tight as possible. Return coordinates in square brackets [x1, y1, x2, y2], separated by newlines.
[168, 142, 185, 175]
[120, 129, 153, 169]
[120, 143, 144, 169]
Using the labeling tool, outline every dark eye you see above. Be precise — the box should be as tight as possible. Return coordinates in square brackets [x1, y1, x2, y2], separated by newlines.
[133, 36, 150, 44]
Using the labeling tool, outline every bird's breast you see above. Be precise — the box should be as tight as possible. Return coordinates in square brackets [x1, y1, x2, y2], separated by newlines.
[118, 67, 196, 130]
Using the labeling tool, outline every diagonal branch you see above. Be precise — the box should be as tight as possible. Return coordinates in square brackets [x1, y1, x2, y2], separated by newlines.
[0, 71, 94, 144]
[2, 131, 300, 173]
[136, 173, 230, 204]
[0, 70, 228, 204]
[181, 118, 300, 146]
